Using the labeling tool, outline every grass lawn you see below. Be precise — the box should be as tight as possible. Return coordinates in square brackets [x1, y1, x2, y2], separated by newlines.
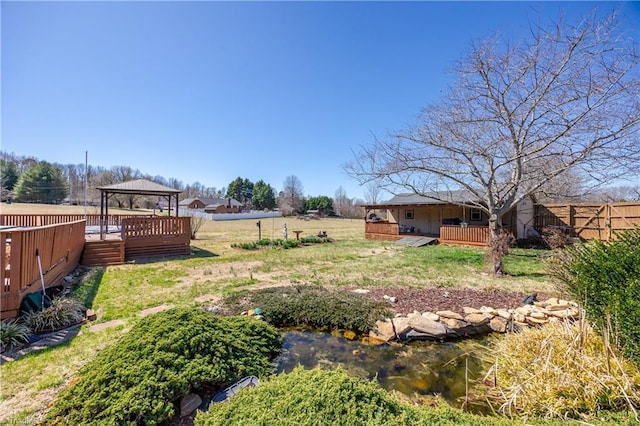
[0, 204, 557, 423]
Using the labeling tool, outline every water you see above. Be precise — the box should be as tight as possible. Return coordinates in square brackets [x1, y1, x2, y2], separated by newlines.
[275, 330, 492, 412]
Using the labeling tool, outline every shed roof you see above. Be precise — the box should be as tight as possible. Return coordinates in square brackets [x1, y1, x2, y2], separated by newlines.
[97, 179, 182, 195]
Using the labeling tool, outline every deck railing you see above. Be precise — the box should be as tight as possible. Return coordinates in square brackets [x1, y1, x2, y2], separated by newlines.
[121, 217, 191, 260]
[439, 225, 490, 245]
[1, 220, 86, 319]
[0, 214, 152, 228]
[365, 221, 400, 238]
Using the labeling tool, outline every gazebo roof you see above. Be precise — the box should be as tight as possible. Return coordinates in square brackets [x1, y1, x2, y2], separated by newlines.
[97, 179, 182, 196]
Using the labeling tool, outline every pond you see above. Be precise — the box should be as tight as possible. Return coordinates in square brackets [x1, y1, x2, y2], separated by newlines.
[275, 329, 493, 413]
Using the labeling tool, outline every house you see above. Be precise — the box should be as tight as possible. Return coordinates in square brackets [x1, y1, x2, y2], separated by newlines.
[361, 191, 533, 245]
[203, 198, 244, 214]
[179, 197, 244, 213]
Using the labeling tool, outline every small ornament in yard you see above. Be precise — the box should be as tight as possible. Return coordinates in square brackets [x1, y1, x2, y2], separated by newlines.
[283, 223, 288, 240]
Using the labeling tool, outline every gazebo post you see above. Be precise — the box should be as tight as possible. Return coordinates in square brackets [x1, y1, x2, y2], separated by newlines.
[100, 190, 105, 240]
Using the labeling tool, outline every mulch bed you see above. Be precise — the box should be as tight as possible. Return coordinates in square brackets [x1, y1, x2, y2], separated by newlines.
[358, 287, 549, 316]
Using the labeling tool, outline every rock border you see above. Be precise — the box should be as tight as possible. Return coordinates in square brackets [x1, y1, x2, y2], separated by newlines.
[368, 297, 581, 343]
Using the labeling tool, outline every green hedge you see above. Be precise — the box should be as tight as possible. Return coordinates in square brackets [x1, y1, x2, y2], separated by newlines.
[548, 229, 640, 365]
[224, 285, 390, 334]
[45, 308, 282, 425]
[195, 367, 514, 426]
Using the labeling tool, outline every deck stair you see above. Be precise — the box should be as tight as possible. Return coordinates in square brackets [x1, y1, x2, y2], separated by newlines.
[81, 240, 124, 266]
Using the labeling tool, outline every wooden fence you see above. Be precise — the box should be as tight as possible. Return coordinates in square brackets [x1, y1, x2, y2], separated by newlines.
[534, 202, 640, 241]
[122, 216, 191, 260]
[1, 220, 86, 319]
[439, 225, 491, 246]
[0, 214, 151, 228]
[365, 222, 401, 241]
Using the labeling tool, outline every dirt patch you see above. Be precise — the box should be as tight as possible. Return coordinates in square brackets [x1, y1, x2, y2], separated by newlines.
[352, 287, 550, 316]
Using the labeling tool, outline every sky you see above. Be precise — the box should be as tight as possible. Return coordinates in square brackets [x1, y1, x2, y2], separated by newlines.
[2, 1, 639, 200]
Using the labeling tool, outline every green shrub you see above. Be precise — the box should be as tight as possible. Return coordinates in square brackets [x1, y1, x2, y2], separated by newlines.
[225, 285, 390, 334]
[0, 319, 32, 351]
[195, 367, 513, 426]
[547, 229, 640, 365]
[21, 297, 85, 333]
[45, 307, 282, 425]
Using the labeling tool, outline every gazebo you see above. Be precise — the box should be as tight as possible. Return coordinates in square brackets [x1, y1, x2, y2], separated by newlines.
[97, 179, 183, 239]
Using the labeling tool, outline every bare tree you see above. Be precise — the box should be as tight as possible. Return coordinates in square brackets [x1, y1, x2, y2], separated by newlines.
[279, 175, 304, 216]
[364, 182, 383, 205]
[346, 11, 640, 235]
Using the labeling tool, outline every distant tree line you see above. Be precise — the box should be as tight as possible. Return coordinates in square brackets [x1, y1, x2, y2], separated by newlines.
[0, 152, 370, 218]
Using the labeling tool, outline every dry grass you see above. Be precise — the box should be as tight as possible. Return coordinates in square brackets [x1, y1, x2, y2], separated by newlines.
[483, 320, 640, 420]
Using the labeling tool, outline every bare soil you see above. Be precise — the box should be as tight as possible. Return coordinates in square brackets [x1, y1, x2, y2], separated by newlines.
[356, 287, 546, 315]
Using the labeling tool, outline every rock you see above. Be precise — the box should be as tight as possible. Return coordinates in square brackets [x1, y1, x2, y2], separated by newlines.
[406, 316, 447, 338]
[515, 305, 534, 316]
[440, 317, 469, 330]
[421, 312, 440, 321]
[407, 312, 422, 320]
[545, 297, 559, 306]
[352, 289, 370, 294]
[514, 313, 526, 323]
[180, 393, 202, 416]
[496, 309, 511, 320]
[383, 295, 398, 303]
[463, 307, 482, 315]
[479, 306, 497, 316]
[391, 317, 412, 336]
[545, 307, 580, 319]
[489, 316, 509, 333]
[526, 316, 549, 325]
[64, 275, 73, 283]
[343, 330, 357, 340]
[464, 313, 491, 326]
[545, 303, 570, 311]
[85, 309, 97, 322]
[436, 310, 464, 321]
[370, 320, 396, 342]
[522, 292, 537, 305]
[529, 311, 547, 320]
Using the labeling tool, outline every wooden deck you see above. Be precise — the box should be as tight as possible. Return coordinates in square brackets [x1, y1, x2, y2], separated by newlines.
[1, 215, 191, 319]
[365, 222, 515, 246]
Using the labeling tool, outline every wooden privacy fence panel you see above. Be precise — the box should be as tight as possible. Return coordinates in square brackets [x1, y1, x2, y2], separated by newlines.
[0, 214, 151, 227]
[1, 220, 86, 319]
[534, 202, 640, 241]
[122, 217, 191, 260]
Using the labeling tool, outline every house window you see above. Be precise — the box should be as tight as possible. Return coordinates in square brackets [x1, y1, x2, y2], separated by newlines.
[470, 209, 482, 221]
[405, 209, 414, 220]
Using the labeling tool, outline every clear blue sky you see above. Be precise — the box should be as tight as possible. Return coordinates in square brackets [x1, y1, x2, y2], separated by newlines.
[2, 1, 638, 199]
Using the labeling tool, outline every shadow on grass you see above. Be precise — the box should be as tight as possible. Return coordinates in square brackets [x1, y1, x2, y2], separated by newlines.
[73, 267, 105, 309]
[128, 247, 219, 265]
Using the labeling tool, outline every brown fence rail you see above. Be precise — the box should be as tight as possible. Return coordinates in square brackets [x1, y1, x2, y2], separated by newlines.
[1, 220, 86, 319]
[534, 202, 640, 241]
[0, 214, 152, 228]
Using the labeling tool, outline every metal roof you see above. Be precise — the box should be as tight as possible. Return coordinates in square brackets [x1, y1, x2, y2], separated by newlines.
[97, 179, 182, 195]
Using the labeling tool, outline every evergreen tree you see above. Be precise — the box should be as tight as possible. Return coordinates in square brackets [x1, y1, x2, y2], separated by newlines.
[14, 161, 68, 203]
[252, 180, 276, 210]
